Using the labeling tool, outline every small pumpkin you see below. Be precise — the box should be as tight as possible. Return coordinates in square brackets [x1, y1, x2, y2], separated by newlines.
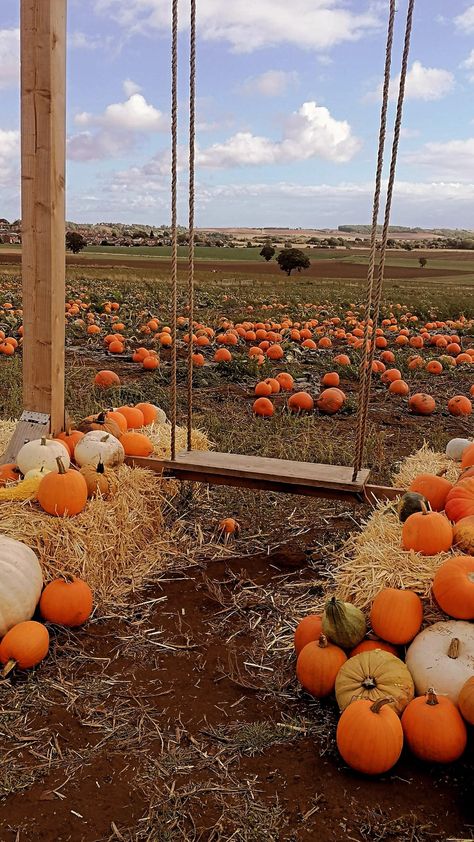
[0, 463, 21, 486]
[17, 437, 70, 476]
[405, 620, 474, 704]
[322, 596, 366, 649]
[77, 411, 122, 439]
[370, 588, 423, 645]
[57, 428, 85, 457]
[336, 697, 404, 775]
[40, 577, 93, 627]
[349, 639, 398, 658]
[80, 462, 110, 498]
[74, 431, 125, 469]
[397, 491, 430, 523]
[219, 517, 239, 535]
[445, 478, 474, 523]
[445, 438, 472, 461]
[409, 471, 453, 512]
[120, 431, 154, 457]
[316, 387, 346, 414]
[402, 507, 452, 555]
[37, 457, 88, 517]
[432, 556, 474, 619]
[296, 634, 347, 698]
[458, 677, 474, 725]
[117, 405, 145, 429]
[0, 620, 50, 675]
[294, 615, 323, 656]
[401, 688, 467, 763]
[0, 536, 43, 637]
[335, 649, 414, 715]
[461, 442, 474, 469]
[452, 516, 474, 555]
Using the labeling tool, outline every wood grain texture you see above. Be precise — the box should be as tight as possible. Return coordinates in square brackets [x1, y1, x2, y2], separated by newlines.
[21, 0, 66, 434]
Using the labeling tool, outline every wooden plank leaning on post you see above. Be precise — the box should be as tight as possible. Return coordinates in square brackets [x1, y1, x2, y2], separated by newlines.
[21, 0, 67, 436]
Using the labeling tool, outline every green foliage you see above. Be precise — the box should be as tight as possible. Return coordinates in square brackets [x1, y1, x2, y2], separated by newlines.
[260, 243, 276, 262]
[276, 248, 311, 276]
[66, 232, 87, 253]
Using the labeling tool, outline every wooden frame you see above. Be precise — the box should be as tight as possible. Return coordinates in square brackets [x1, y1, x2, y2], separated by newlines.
[21, 0, 67, 435]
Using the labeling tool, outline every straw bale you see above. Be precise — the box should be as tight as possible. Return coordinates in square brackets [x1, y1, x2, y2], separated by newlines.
[392, 441, 460, 488]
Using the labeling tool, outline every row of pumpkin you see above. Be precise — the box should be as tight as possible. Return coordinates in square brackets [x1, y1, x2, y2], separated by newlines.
[294, 577, 473, 775]
[0, 402, 164, 515]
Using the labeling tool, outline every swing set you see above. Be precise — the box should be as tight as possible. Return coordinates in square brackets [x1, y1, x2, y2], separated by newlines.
[3, 0, 414, 503]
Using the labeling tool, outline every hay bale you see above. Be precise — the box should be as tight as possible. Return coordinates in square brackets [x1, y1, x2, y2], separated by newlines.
[392, 441, 459, 488]
[0, 420, 211, 607]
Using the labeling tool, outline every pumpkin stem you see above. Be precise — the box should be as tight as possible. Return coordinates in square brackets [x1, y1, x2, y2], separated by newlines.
[370, 697, 393, 714]
[56, 456, 67, 475]
[1, 659, 17, 678]
[96, 461, 105, 474]
[41, 437, 47, 447]
[318, 634, 328, 649]
[436, 468, 448, 478]
[426, 687, 439, 706]
[96, 412, 107, 423]
[448, 638, 460, 659]
[420, 501, 429, 516]
[362, 676, 377, 690]
[100, 434, 110, 443]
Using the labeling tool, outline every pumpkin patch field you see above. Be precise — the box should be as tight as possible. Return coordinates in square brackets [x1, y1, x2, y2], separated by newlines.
[0, 255, 473, 841]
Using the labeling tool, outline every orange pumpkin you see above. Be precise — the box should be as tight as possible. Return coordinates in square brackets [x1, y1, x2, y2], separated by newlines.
[294, 615, 323, 656]
[453, 516, 474, 554]
[448, 396, 472, 417]
[445, 478, 474, 522]
[255, 381, 272, 397]
[409, 472, 453, 512]
[349, 639, 398, 658]
[0, 620, 50, 673]
[275, 372, 294, 391]
[0, 463, 21, 486]
[106, 410, 128, 433]
[461, 443, 474, 469]
[57, 429, 85, 458]
[37, 457, 88, 517]
[322, 372, 340, 387]
[94, 370, 120, 389]
[288, 392, 314, 413]
[432, 556, 474, 619]
[381, 368, 402, 384]
[296, 634, 347, 698]
[316, 387, 345, 414]
[40, 577, 93, 627]
[120, 431, 154, 457]
[117, 406, 145, 429]
[408, 393, 436, 415]
[402, 509, 452, 555]
[426, 360, 443, 375]
[336, 698, 403, 775]
[253, 397, 274, 417]
[458, 677, 474, 725]
[134, 403, 159, 426]
[214, 348, 232, 363]
[401, 689, 467, 763]
[370, 588, 423, 644]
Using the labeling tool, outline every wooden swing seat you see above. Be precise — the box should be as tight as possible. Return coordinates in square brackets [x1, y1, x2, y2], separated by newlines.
[125, 450, 401, 502]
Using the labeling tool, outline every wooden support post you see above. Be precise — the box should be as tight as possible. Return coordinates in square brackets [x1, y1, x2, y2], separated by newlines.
[21, 0, 67, 435]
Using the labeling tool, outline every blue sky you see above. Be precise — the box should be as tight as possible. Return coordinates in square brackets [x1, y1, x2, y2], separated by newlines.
[1, 0, 474, 227]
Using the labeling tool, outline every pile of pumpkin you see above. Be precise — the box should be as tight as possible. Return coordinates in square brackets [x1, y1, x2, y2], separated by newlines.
[294, 579, 473, 776]
[252, 372, 347, 417]
[0, 535, 93, 676]
[0, 399, 165, 516]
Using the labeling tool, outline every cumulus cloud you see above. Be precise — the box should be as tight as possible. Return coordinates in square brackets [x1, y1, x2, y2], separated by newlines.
[94, 0, 381, 53]
[403, 138, 474, 180]
[197, 101, 361, 168]
[123, 79, 142, 97]
[239, 70, 299, 97]
[0, 29, 19, 90]
[455, 5, 474, 33]
[461, 50, 474, 82]
[68, 92, 168, 161]
[366, 60, 455, 103]
[69, 31, 112, 50]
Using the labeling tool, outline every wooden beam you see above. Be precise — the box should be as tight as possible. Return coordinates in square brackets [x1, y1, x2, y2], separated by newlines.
[21, 0, 67, 435]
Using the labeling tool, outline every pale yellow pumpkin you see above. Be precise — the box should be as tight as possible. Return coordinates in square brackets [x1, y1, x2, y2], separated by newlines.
[335, 649, 415, 715]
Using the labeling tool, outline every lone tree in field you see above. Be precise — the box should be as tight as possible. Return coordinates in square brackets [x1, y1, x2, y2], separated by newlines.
[419, 257, 427, 268]
[277, 248, 310, 276]
[260, 242, 276, 262]
[66, 232, 87, 254]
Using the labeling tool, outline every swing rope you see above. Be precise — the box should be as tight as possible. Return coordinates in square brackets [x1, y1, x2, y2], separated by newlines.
[170, 0, 179, 461]
[187, 0, 197, 451]
[352, 0, 415, 481]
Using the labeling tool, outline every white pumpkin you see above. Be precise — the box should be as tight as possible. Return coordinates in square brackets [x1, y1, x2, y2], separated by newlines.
[150, 405, 168, 426]
[17, 437, 70, 475]
[445, 438, 472, 461]
[74, 431, 125, 468]
[0, 535, 43, 636]
[24, 467, 51, 481]
[405, 620, 474, 704]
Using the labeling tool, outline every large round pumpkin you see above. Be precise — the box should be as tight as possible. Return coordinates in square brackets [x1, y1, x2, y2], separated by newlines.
[37, 457, 88, 517]
[74, 431, 125, 469]
[402, 509, 452, 555]
[294, 615, 323, 656]
[0, 620, 49, 672]
[370, 588, 423, 645]
[452, 516, 474, 555]
[405, 620, 474, 704]
[296, 634, 347, 698]
[0, 536, 43, 637]
[409, 472, 452, 512]
[335, 649, 414, 715]
[17, 437, 70, 476]
[77, 411, 122, 439]
[401, 689, 467, 763]
[445, 478, 474, 523]
[431, 556, 474, 619]
[40, 578, 93, 627]
[336, 698, 403, 775]
[445, 438, 471, 461]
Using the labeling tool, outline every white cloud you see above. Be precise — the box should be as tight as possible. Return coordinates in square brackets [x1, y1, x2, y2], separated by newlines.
[197, 101, 361, 168]
[455, 5, 474, 33]
[400, 128, 421, 139]
[123, 78, 142, 97]
[68, 93, 168, 161]
[403, 138, 474, 180]
[69, 31, 112, 50]
[367, 60, 455, 103]
[239, 70, 299, 97]
[461, 50, 474, 82]
[0, 29, 19, 90]
[95, 0, 381, 53]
